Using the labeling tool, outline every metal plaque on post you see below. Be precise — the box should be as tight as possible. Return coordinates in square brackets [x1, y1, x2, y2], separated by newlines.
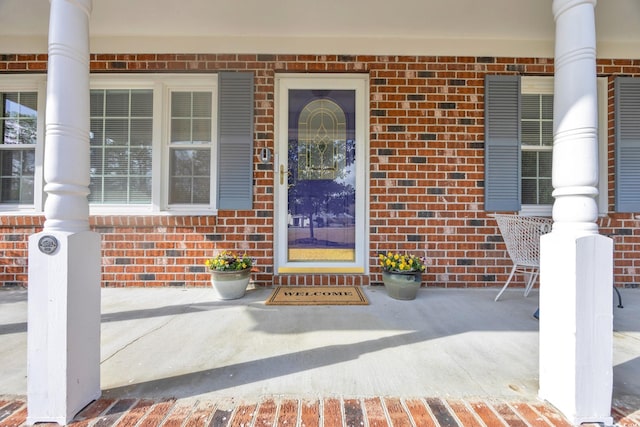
[38, 235, 59, 255]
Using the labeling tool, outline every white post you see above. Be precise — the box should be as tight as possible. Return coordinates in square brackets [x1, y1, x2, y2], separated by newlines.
[27, 0, 101, 424]
[539, 0, 613, 425]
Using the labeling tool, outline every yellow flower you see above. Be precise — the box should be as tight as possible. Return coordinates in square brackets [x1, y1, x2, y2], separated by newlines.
[205, 251, 253, 271]
[379, 251, 425, 273]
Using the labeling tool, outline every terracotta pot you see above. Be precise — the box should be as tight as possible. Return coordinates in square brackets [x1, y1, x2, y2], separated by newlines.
[210, 268, 251, 300]
[382, 271, 422, 300]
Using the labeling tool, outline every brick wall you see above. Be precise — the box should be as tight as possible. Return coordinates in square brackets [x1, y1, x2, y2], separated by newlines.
[1, 54, 639, 289]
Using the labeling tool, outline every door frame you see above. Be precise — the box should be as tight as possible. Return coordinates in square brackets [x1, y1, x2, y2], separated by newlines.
[274, 73, 369, 274]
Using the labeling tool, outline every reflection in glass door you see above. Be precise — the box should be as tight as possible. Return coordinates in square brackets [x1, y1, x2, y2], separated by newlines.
[287, 90, 356, 262]
[276, 76, 367, 274]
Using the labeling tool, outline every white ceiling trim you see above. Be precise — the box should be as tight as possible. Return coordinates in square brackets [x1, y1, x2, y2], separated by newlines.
[1, 0, 639, 59]
[5, 35, 639, 60]
[90, 36, 557, 58]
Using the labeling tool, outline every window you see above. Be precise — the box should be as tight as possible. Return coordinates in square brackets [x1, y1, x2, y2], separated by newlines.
[0, 76, 45, 211]
[1, 91, 37, 204]
[521, 90, 553, 205]
[89, 89, 154, 204]
[90, 74, 253, 213]
[168, 91, 213, 205]
[89, 75, 221, 214]
[485, 75, 607, 216]
[0, 72, 253, 214]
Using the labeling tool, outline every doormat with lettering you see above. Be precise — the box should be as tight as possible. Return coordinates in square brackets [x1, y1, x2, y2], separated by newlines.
[265, 286, 369, 305]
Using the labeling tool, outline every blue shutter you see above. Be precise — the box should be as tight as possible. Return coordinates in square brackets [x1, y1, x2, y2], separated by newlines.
[217, 72, 254, 210]
[484, 75, 521, 211]
[615, 77, 640, 212]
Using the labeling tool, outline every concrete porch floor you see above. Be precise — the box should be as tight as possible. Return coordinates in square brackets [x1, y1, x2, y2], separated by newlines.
[1, 286, 639, 426]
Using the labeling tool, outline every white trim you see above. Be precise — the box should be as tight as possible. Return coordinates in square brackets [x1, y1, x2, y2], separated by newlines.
[520, 77, 553, 215]
[520, 205, 552, 217]
[8, 35, 640, 60]
[34, 77, 46, 213]
[87, 206, 219, 216]
[521, 77, 554, 95]
[152, 80, 164, 213]
[162, 79, 218, 212]
[88, 36, 559, 58]
[274, 73, 369, 274]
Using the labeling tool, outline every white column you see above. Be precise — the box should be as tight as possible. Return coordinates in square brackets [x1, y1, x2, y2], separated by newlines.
[539, 0, 613, 425]
[27, 0, 101, 425]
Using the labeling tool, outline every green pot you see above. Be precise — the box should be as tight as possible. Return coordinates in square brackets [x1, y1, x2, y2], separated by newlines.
[382, 271, 422, 300]
[210, 268, 251, 299]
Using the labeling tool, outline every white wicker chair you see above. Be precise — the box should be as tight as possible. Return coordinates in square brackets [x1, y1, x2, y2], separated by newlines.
[493, 214, 553, 301]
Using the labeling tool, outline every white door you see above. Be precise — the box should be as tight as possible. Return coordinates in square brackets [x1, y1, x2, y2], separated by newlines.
[275, 75, 368, 274]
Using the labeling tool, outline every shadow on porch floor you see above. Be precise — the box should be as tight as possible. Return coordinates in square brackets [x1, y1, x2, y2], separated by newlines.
[1, 286, 638, 425]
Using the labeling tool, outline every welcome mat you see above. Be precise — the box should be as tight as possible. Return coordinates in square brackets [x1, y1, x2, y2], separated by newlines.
[265, 286, 369, 306]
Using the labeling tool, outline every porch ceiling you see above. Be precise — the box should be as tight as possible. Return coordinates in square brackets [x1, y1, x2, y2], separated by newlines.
[1, 0, 639, 57]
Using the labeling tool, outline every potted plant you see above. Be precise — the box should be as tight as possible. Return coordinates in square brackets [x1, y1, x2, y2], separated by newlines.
[205, 251, 253, 300]
[378, 252, 426, 300]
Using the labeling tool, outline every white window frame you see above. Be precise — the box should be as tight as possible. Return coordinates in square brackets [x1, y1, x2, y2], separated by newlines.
[520, 77, 607, 217]
[0, 75, 46, 214]
[162, 80, 218, 214]
[89, 74, 218, 216]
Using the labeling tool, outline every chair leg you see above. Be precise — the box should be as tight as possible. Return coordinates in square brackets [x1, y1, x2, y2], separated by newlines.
[614, 286, 623, 308]
[495, 264, 518, 301]
[524, 268, 539, 297]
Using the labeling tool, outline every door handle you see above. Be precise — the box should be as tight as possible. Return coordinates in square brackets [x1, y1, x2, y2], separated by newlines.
[280, 164, 286, 185]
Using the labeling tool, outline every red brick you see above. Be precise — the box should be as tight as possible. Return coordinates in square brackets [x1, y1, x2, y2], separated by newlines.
[183, 401, 216, 427]
[0, 405, 27, 427]
[277, 400, 298, 426]
[612, 406, 640, 427]
[253, 399, 277, 427]
[114, 400, 155, 427]
[510, 403, 554, 427]
[447, 400, 483, 427]
[404, 399, 437, 427]
[1, 55, 639, 290]
[138, 400, 176, 427]
[384, 398, 412, 427]
[300, 400, 320, 427]
[530, 403, 573, 427]
[73, 398, 116, 422]
[323, 398, 343, 427]
[228, 404, 257, 427]
[469, 401, 505, 427]
[160, 400, 198, 427]
[490, 402, 528, 427]
[92, 398, 137, 426]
